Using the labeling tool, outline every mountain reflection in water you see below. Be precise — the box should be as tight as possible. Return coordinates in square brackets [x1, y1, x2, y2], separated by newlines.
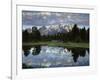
[22, 45, 89, 69]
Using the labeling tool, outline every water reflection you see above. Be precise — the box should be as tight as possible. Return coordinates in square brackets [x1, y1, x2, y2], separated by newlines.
[22, 46, 30, 57]
[22, 46, 89, 69]
[23, 45, 41, 56]
[32, 45, 41, 55]
[71, 48, 86, 62]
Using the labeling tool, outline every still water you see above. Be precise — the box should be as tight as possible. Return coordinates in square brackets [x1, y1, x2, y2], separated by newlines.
[22, 45, 89, 69]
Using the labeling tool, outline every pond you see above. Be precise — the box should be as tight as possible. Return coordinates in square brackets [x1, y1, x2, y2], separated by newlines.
[22, 45, 89, 69]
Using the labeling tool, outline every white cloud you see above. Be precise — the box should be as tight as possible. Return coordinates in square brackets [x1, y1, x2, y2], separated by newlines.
[67, 15, 71, 20]
[23, 12, 33, 16]
[55, 13, 62, 17]
[49, 20, 56, 24]
[42, 15, 47, 20]
[59, 19, 64, 23]
[40, 12, 51, 16]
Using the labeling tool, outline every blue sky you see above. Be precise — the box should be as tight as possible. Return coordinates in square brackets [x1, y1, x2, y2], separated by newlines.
[22, 11, 89, 29]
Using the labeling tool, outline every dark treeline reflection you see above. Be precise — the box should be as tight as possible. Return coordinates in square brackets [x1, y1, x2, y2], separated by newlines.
[22, 46, 30, 56]
[32, 45, 41, 55]
[67, 48, 89, 62]
[23, 45, 41, 56]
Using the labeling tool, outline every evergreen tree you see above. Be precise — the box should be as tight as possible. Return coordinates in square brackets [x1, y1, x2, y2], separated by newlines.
[71, 24, 80, 42]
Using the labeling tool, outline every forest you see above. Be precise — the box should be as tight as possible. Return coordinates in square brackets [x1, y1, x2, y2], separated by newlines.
[23, 24, 89, 43]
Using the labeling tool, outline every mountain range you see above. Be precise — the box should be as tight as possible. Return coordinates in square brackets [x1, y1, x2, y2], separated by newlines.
[39, 24, 73, 36]
[25, 24, 74, 35]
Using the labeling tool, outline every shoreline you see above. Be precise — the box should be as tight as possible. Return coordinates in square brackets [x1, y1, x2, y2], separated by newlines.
[22, 42, 89, 48]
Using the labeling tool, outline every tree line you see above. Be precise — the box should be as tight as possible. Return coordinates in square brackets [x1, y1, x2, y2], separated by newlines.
[22, 24, 89, 43]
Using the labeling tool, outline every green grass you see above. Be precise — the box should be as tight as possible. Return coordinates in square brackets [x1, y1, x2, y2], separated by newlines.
[23, 41, 89, 48]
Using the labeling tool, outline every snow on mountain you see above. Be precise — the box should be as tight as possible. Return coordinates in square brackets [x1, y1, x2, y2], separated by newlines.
[39, 24, 73, 36]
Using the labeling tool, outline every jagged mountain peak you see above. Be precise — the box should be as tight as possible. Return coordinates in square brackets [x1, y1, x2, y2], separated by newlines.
[39, 24, 73, 36]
